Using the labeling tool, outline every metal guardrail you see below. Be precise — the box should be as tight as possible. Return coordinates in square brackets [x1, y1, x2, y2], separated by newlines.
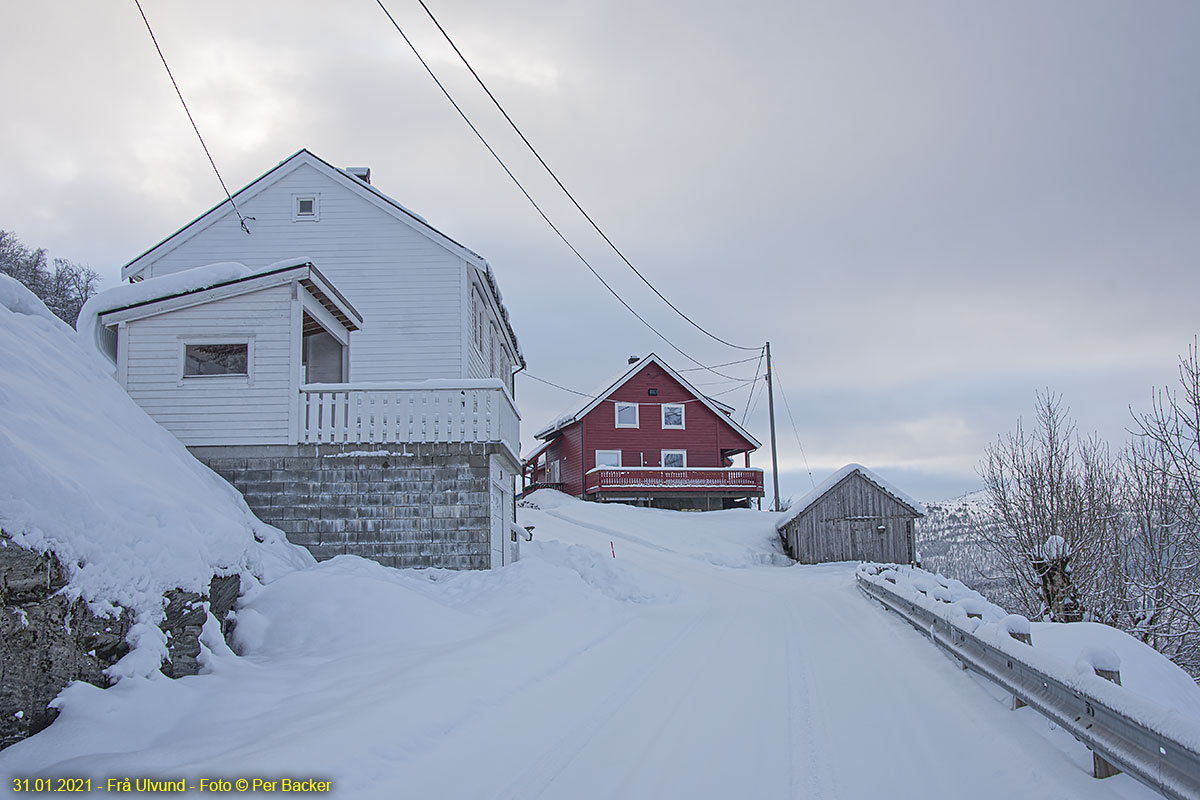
[857, 569, 1200, 800]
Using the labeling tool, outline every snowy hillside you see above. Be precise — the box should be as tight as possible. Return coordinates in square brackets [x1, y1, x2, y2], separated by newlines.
[6, 483, 1198, 798]
[0, 275, 311, 677]
[916, 488, 1008, 591]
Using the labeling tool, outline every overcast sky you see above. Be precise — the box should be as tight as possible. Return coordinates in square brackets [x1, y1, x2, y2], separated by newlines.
[3, 1, 1198, 503]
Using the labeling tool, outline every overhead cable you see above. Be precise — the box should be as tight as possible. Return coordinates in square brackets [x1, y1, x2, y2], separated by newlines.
[741, 347, 766, 425]
[133, 0, 251, 234]
[678, 355, 762, 372]
[414, 0, 759, 352]
[520, 371, 593, 397]
[375, 0, 745, 380]
[772, 365, 817, 489]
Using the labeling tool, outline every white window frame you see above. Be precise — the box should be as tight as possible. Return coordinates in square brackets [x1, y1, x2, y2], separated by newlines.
[474, 289, 485, 352]
[469, 292, 479, 352]
[490, 322, 499, 377]
[661, 403, 685, 430]
[178, 335, 255, 385]
[615, 403, 639, 428]
[292, 193, 320, 222]
[595, 450, 622, 468]
[661, 449, 687, 468]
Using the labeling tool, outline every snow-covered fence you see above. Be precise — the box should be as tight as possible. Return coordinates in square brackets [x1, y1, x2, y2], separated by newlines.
[857, 564, 1200, 800]
[299, 381, 520, 459]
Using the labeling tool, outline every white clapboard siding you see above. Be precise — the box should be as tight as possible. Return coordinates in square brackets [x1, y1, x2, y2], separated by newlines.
[123, 285, 294, 445]
[144, 162, 465, 382]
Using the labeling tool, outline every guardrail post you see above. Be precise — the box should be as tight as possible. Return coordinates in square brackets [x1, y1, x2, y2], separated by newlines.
[1008, 628, 1032, 709]
[1093, 666, 1123, 779]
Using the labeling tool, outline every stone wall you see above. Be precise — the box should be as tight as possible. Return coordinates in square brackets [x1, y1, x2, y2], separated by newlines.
[191, 443, 518, 570]
[0, 533, 240, 750]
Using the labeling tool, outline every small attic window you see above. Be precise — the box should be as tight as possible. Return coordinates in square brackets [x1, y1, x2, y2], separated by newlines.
[293, 194, 319, 222]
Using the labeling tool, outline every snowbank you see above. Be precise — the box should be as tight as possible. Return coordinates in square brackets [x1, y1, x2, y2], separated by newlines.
[858, 562, 1200, 750]
[522, 489, 790, 569]
[0, 275, 313, 677]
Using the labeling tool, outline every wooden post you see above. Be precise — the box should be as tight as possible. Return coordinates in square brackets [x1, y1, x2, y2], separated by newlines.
[1093, 666, 1123, 779]
[766, 341, 780, 512]
[1008, 629, 1032, 709]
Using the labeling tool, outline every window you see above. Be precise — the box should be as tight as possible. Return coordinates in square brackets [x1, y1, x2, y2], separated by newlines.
[293, 194, 319, 222]
[662, 403, 685, 429]
[490, 323, 499, 377]
[184, 343, 248, 377]
[474, 290, 485, 352]
[615, 403, 639, 428]
[661, 450, 687, 468]
[470, 293, 479, 350]
[595, 450, 622, 468]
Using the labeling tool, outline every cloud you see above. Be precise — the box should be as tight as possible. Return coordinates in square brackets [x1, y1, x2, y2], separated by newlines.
[2, 1, 1198, 503]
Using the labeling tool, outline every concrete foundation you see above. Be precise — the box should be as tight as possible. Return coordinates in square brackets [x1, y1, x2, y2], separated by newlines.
[190, 442, 519, 570]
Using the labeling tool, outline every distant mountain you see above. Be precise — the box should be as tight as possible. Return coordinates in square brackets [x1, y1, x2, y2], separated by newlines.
[916, 489, 1016, 603]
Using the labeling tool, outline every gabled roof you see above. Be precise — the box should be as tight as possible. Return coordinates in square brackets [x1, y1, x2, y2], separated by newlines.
[533, 353, 762, 448]
[521, 436, 558, 463]
[120, 148, 523, 365]
[122, 149, 487, 281]
[98, 259, 361, 331]
[775, 463, 926, 530]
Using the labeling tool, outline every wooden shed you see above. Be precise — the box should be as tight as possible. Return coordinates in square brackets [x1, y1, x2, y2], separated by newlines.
[776, 464, 925, 564]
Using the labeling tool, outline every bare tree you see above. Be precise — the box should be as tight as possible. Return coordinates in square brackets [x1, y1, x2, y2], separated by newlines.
[1126, 342, 1200, 672]
[0, 230, 99, 328]
[979, 392, 1121, 622]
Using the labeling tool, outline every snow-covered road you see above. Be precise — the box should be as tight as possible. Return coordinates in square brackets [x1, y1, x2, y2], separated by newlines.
[2, 491, 1170, 799]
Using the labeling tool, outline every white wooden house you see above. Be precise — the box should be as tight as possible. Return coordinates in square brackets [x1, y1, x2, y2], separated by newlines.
[104, 150, 525, 569]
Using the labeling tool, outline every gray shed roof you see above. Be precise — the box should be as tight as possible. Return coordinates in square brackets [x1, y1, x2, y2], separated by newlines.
[776, 463, 926, 530]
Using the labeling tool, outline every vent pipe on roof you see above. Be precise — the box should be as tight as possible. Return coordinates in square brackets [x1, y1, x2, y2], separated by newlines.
[346, 166, 371, 184]
[628, 355, 640, 365]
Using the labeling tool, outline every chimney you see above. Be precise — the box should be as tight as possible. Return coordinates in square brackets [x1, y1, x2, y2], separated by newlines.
[346, 166, 371, 184]
[628, 355, 639, 365]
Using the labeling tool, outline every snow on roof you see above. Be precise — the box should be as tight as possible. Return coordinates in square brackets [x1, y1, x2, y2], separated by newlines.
[521, 437, 557, 463]
[532, 354, 761, 448]
[775, 463, 926, 530]
[77, 259, 356, 372]
[0, 275, 313, 679]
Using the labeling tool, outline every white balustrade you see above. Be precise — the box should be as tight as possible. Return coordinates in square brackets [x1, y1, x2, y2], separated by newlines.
[299, 385, 520, 459]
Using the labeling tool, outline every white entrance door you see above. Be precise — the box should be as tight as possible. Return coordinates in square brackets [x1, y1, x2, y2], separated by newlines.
[489, 455, 513, 568]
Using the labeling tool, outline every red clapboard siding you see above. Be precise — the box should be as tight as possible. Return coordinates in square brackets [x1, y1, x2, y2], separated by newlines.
[560, 363, 755, 496]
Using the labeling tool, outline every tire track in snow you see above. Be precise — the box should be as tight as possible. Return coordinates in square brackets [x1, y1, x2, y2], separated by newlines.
[783, 602, 840, 800]
[489, 613, 709, 799]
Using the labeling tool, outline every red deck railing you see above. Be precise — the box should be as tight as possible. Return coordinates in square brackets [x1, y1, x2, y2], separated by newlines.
[585, 467, 764, 494]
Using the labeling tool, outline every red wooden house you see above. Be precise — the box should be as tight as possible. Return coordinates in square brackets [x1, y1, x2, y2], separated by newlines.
[523, 354, 764, 510]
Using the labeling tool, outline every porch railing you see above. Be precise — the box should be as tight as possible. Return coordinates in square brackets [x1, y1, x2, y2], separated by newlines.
[585, 467, 764, 494]
[298, 381, 520, 460]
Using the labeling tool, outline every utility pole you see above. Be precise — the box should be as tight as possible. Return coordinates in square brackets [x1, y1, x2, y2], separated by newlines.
[766, 341, 780, 512]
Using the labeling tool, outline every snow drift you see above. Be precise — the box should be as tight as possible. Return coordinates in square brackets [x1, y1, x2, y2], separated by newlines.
[0, 274, 312, 677]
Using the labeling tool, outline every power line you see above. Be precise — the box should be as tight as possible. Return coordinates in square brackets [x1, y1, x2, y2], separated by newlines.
[414, 0, 759, 353]
[707, 381, 759, 399]
[520, 371, 593, 397]
[741, 347, 766, 425]
[375, 0, 744, 381]
[133, 0, 251, 235]
[678, 355, 762, 372]
[692, 375, 761, 387]
[746, 373, 766, 422]
[772, 365, 816, 489]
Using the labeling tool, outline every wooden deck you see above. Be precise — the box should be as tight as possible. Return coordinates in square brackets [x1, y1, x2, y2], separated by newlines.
[584, 467, 764, 495]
